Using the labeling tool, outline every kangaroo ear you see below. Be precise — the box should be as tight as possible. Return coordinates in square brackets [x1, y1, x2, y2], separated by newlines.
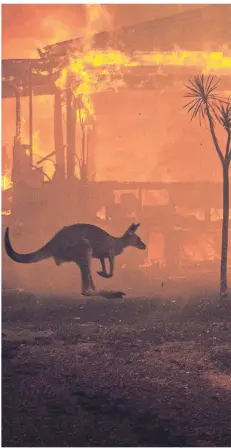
[127, 223, 140, 234]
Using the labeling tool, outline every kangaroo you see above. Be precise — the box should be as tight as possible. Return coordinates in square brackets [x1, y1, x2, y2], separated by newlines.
[4, 223, 146, 295]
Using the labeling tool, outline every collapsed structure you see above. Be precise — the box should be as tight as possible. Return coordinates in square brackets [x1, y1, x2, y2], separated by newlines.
[2, 6, 231, 273]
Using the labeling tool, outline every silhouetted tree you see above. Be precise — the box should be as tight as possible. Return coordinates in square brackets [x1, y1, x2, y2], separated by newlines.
[185, 75, 231, 299]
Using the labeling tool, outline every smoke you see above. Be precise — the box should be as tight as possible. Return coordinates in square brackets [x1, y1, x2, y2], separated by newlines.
[85, 4, 114, 33]
[2, 4, 86, 58]
[82, 4, 114, 53]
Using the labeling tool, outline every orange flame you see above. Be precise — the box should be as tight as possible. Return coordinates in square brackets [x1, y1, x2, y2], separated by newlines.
[1, 174, 12, 191]
[55, 48, 231, 124]
[52, 5, 231, 130]
[96, 206, 106, 220]
[139, 258, 153, 268]
[32, 131, 54, 179]
[135, 50, 231, 73]
[55, 49, 132, 120]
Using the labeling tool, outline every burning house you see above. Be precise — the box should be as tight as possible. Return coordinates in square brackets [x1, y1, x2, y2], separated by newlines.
[2, 5, 231, 274]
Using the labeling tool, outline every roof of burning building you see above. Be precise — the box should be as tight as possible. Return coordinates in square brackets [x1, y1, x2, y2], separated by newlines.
[41, 5, 231, 57]
[2, 5, 231, 99]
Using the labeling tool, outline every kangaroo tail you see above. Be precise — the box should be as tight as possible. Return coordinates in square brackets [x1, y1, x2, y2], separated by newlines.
[4, 227, 51, 264]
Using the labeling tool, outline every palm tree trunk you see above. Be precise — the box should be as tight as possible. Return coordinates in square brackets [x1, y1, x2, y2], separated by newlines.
[220, 159, 230, 298]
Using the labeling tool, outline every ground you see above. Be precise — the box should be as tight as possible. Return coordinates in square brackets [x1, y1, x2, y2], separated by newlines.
[2, 291, 231, 447]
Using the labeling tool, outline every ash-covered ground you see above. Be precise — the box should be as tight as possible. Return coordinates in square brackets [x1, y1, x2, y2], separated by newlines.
[2, 290, 231, 447]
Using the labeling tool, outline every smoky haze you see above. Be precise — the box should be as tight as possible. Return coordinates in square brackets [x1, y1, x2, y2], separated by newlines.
[2, 4, 231, 297]
[3, 10, 231, 448]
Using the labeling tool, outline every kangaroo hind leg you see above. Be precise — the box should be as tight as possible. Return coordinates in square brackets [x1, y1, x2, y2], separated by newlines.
[75, 237, 95, 295]
[79, 265, 95, 295]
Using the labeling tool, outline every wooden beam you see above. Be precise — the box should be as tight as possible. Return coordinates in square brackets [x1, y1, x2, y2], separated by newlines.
[36, 151, 55, 165]
[66, 81, 75, 180]
[2, 56, 231, 99]
[54, 90, 65, 177]
[15, 90, 21, 144]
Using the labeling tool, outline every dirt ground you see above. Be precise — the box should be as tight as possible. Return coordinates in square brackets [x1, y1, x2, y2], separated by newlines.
[2, 290, 231, 447]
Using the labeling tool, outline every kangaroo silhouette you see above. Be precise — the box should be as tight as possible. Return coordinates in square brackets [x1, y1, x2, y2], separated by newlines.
[5, 223, 146, 295]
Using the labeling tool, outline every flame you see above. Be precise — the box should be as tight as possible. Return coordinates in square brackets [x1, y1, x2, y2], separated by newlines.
[70, 57, 95, 119]
[55, 49, 133, 119]
[55, 67, 68, 90]
[52, 5, 231, 142]
[96, 206, 106, 220]
[54, 4, 117, 120]
[1, 174, 12, 191]
[2, 210, 11, 216]
[76, 107, 89, 125]
[135, 50, 231, 73]
[139, 259, 153, 268]
[32, 131, 40, 155]
[32, 131, 54, 179]
[21, 117, 26, 141]
[83, 50, 137, 67]
[54, 48, 231, 125]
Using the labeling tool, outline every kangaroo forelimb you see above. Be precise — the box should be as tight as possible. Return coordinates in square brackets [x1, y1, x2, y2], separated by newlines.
[97, 255, 114, 279]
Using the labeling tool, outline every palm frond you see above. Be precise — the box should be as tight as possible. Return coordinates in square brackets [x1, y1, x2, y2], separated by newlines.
[215, 100, 231, 131]
[183, 98, 200, 109]
[184, 75, 222, 123]
[191, 99, 204, 121]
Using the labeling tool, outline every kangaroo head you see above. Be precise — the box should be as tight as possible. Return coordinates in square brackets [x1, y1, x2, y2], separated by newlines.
[122, 223, 146, 250]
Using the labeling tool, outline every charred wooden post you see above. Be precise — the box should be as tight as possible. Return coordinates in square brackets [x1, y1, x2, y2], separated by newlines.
[12, 86, 23, 214]
[15, 88, 21, 144]
[86, 117, 97, 181]
[66, 88, 73, 180]
[66, 74, 76, 180]
[54, 89, 65, 178]
[72, 95, 77, 174]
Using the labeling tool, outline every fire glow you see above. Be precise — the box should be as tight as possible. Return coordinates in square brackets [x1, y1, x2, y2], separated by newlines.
[135, 50, 231, 72]
[1, 175, 12, 191]
[54, 48, 231, 120]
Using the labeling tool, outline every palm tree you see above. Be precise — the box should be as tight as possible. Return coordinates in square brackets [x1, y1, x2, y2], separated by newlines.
[184, 75, 231, 299]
